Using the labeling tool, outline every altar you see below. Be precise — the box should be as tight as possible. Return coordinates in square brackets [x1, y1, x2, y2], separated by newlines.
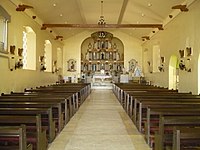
[92, 74, 113, 89]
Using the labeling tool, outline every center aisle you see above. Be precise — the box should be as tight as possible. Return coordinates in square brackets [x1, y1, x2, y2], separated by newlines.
[48, 90, 151, 150]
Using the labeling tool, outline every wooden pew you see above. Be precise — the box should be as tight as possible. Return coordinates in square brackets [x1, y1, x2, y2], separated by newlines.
[0, 101, 64, 133]
[24, 87, 82, 107]
[154, 116, 200, 150]
[0, 107, 55, 143]
[114, 83, 200, 150]
[0, 96, 71, 126]
[135, 99, 200, 132]
[0, 125, 32, 150]
[145, 108, 200, 147]
[0, 115, 46, 150]
[7, 91, 78, 115]
[129, 95, 200, 123]
[172, 127, 200, 150]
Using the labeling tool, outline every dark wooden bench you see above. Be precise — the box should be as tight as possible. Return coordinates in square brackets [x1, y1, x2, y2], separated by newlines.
[154, 116, 200, 150]
[128, 93, 197, 118]
[0, 107, 55, 143]
[172, 126, 200, 150]
[0, 96, 71, 127]
[124, 94, 200, 122]
[145, 108, 200, 147]
[135, 98, 200, 132]
[9, 90, 79, 115]
[0, 125, 32, 150]
[0, 101, 64, 133]
[0, 115, 46, 150]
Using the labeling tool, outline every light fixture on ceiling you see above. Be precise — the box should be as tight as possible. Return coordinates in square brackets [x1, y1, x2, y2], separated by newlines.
[148, 3, 152, 7]
[98, 1, 106, 38]
[98, 1, 106, 26]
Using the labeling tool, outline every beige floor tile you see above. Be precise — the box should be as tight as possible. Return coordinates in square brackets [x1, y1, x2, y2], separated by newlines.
[48, 89, 151, 150]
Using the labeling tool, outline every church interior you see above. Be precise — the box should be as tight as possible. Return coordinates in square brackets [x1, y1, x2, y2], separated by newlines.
[0, 0, 200, 149]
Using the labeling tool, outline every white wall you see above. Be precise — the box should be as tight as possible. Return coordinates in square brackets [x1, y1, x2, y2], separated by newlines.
[142, 0, 200, 94]
[0, 1, 63, 93]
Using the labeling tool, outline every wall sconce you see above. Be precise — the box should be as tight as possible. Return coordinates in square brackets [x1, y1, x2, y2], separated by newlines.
[158, 56, 165, 72]
[10, 45, 15, 55]
[40, 64, 46, 71]
[185, 58, 192, 72]
[9, 56, 15, 71]
[18, 48, 23, 57]
[9, 57, 23, 71]
[179, 59, 186, 70]
[179, 49, 185, 58]
[179, 59, 191, 72]
[158, 64, 164, 72]
[15, 58, 23, 69]
[186, 47, 192, 56]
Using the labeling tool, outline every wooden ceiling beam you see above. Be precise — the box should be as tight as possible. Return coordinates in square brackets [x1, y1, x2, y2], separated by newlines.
[41, 23, 163, 30]
[172, 5, 189, 12]
[16, 4, 33, 11]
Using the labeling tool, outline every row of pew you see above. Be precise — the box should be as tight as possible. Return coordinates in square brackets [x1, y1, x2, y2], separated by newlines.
[113, 83, 200, 150]
[0, 83, 91, 150]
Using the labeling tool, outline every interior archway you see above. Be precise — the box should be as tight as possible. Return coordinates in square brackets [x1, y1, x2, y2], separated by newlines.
[169, 55, 178, 90]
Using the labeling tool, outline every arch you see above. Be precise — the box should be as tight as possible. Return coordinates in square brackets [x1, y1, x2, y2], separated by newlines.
[22, 26, 36, 70]
[44, 40, 52, 72]
[153, 45, 160, 72]
[169, 55, 178, 90]
[80, 31, 124, 76]
[57, 47, 62, 69]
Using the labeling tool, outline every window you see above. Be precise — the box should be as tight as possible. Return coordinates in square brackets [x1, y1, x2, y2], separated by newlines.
[57, 47, 63, 70]
[22, 26, 36, 70]
[143, 49, 149, 73]
[0, 5, 10, 53]
[44, 40, 52, 72]
[153, 45, 161, 72]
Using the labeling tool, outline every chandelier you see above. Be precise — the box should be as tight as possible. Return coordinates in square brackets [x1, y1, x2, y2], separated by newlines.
[98, 1, 106, 26]
[98, 1, 106, 38]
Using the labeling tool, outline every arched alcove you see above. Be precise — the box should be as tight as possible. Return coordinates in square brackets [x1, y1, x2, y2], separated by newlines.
[80, 31, 124, 76]
[169, 55, 179, 90]
[57, 47, 63, 70]
[44, 40, 52, 72]
[80, 31, 124, 87]
[22, 26, 36, 70]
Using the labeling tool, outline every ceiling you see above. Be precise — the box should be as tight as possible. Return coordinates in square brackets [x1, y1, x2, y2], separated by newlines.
[19, 0, 187, 41]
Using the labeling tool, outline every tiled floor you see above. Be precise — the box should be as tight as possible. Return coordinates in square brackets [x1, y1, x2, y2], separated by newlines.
[48, 90, 151, 150]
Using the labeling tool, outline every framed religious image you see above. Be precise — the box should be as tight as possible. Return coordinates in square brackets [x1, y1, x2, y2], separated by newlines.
[67, 59, 76, 72]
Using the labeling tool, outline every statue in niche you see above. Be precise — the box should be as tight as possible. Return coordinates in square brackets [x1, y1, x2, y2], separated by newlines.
[101, 52, 105, 60]
[10, 45, 15, 55]
[129, 59, 137, 72]
[133, 62, 143, 77]
[18, 48, 23, 57]
[71, 61, 75, 70]
[101, 41, 105, 49]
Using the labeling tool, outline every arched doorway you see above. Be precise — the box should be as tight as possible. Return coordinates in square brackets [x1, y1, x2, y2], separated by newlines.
[169, 55, 179, 90]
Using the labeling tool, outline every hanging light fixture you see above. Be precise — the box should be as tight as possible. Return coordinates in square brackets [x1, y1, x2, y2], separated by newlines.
[98, 1, 106, 26]
[98, 1, 106, 38]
